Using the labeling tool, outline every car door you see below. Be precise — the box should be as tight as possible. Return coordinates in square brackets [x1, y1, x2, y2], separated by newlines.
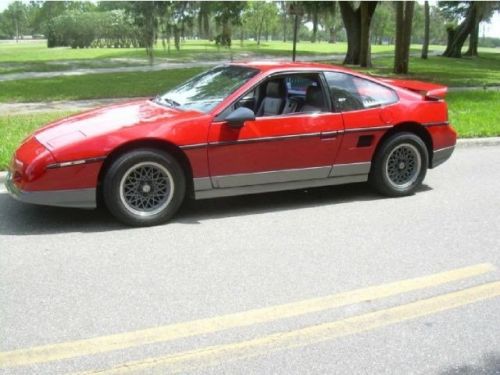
[207, 72, 345, 189]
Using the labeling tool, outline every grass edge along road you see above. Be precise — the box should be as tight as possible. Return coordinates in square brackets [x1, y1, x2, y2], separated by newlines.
[0, 263, 496, 371]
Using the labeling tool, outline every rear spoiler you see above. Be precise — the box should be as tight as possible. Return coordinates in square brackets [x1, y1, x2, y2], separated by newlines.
[380, 78, 447, 100]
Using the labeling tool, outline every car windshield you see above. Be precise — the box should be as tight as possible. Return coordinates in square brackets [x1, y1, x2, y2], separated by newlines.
[155, 65, 259, 113]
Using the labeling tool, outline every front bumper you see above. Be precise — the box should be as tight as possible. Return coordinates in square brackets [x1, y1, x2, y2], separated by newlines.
[431, 145, 455, 168]
[5, 171, 96, 209]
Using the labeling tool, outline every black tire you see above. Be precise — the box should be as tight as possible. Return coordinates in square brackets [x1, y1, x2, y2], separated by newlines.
[369, 132, 428, 197]
[103, 149, 186, 226]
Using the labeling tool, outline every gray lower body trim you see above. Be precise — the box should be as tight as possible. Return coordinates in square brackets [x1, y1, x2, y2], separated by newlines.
[431, 145, 455, 168]
[193, 177, 212, 191]
[212, 166, 332, 188]
[330, 162, 371, 177]
[5, 174, 96, 209]
[195, 174, 368, 200]
[193, 162, 371, 200]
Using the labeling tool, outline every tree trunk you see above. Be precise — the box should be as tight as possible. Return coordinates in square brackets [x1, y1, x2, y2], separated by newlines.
[311, 6, 319, 43]
[421, 1, 429, 59]
[14, 17, 19, 42]
[394, 1, 415, 74]
[340, 2, 377, 66]
[174, 26, 180, 51]
[442, 2, 477, 58]
[282, 2, 287, 42]
[339, 2, 361, 65]
[464, 17, 479, 56]
[359, 2, 378, 67]
[327, 2, 337, 44]
[197, 8, 203, 39]
[329, 27, 336, 44]
[257, 15, 264, 45]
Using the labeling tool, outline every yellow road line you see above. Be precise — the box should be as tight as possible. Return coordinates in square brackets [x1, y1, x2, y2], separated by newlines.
[84, 280, 500, 374]
[0, 263, 495, 368]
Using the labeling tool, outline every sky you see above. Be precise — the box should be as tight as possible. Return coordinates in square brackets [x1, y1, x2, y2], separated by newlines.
[0, 0, 499, 38]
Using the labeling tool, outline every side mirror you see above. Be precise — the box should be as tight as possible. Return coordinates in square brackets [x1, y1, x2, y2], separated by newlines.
[225, 107, 255, 128]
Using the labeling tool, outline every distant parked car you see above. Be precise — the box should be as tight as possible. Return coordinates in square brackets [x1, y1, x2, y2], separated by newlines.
[6, 62, 456, 226]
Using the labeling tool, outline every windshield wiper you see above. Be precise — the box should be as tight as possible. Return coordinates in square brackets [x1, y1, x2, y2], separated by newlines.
[154, 95, 180, 108]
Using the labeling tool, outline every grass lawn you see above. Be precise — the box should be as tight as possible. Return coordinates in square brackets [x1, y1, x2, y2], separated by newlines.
[0, 39, 444, 63]
[1, 51, 499, 103]
[0, 68, 204, 102]
[447, 90, 500, 137]
[361, 53, 500, 87]
[0, 39, 442, 74]
[0, 90, 498, 171]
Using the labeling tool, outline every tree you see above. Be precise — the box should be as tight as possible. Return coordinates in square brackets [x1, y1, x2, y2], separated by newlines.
[213, 1, 246, 48]
[421, 1, 430, 59]
[129, 1, 159, 64]
[302, 1, 323, 43]
[242, 2, 278, 45]
[279, 1, 287, 42]
[441, 1, 496, 58]
[197, 1, 212, 40]
[316, 1, 341, 44]
[3, 1, 27, 41]
[371, 2, 395, 45]
[394, 1, 415, 74]
[339, 1, 378, 67]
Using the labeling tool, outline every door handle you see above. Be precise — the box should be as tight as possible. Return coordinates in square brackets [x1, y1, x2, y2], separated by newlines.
[320, 131, 339, 139]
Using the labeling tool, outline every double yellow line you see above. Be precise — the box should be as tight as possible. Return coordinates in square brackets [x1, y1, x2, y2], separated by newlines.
[1, 263, 498, 374]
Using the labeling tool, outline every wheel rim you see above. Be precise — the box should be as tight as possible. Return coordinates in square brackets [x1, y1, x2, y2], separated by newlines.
[385, 143, 422, 190]
[119, 162, 174, 217]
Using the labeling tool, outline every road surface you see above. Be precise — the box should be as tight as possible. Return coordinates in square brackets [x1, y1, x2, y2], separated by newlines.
[1, 145, 499, 374]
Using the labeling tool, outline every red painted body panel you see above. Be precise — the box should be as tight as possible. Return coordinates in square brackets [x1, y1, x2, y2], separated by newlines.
[8, 61, 456, 196]
[208, 113, 344, 175]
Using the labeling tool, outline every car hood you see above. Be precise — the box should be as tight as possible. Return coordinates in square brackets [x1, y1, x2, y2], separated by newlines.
[34, 99, 203, 150]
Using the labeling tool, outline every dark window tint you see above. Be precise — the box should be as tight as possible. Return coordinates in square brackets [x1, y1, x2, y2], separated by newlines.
[324, 71, 398, 112]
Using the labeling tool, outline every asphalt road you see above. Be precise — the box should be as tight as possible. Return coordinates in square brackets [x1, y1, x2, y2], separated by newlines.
[1, 145, 499, 375]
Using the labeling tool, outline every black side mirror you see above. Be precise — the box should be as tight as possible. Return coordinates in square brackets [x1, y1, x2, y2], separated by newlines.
[225, 107, 256, 128]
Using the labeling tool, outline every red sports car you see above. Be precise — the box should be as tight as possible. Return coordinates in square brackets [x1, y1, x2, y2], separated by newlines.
[6, 62, 456, 226]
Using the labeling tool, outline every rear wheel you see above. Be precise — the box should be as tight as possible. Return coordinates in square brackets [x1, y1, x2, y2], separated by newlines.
[369, 132, 428, 196]
[103, 149, 186, 226]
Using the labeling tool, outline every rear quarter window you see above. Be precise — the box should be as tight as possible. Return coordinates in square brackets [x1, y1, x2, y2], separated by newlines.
[324, 71, 398, 112]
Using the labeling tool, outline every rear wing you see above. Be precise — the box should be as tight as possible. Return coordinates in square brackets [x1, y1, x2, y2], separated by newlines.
[380, 78, 447, 101]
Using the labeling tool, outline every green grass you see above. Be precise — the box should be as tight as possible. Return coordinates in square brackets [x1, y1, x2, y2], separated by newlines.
[361, 53, 500, 87]
[0, 90, 498, 170]
[0, 111, 75, 170]
[0, 39, 434, 63]
[1, 53, 499, 103]
[447, 90, 500, 137]
[0, 68, 203, 102]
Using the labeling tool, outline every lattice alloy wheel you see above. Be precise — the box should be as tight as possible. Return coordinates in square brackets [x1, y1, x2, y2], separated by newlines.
[119, 162, 174, 217]
[103, 149, 186, 226]
[369, 132, 428, 197]
[384, 143, 422, 190]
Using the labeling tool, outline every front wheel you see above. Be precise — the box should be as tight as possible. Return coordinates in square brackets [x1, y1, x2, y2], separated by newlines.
[369, 132, 428, 197]
[103, 149, 186, 226]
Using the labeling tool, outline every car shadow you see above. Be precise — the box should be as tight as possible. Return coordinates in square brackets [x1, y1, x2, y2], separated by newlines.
[440, 352, 500, 375]
[0, 183, 432, 236]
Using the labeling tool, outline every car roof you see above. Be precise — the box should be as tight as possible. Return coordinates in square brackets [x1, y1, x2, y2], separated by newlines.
[229, 60, 354, 74]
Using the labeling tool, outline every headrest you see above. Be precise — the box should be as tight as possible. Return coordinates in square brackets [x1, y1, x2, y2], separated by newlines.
[266, 80, 286, 98]
[305, 85, 325, 108]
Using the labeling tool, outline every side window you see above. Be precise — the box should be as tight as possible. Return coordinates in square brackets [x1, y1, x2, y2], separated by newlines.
[324, 71, 398, 112]
[285, 76, 317, 96]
